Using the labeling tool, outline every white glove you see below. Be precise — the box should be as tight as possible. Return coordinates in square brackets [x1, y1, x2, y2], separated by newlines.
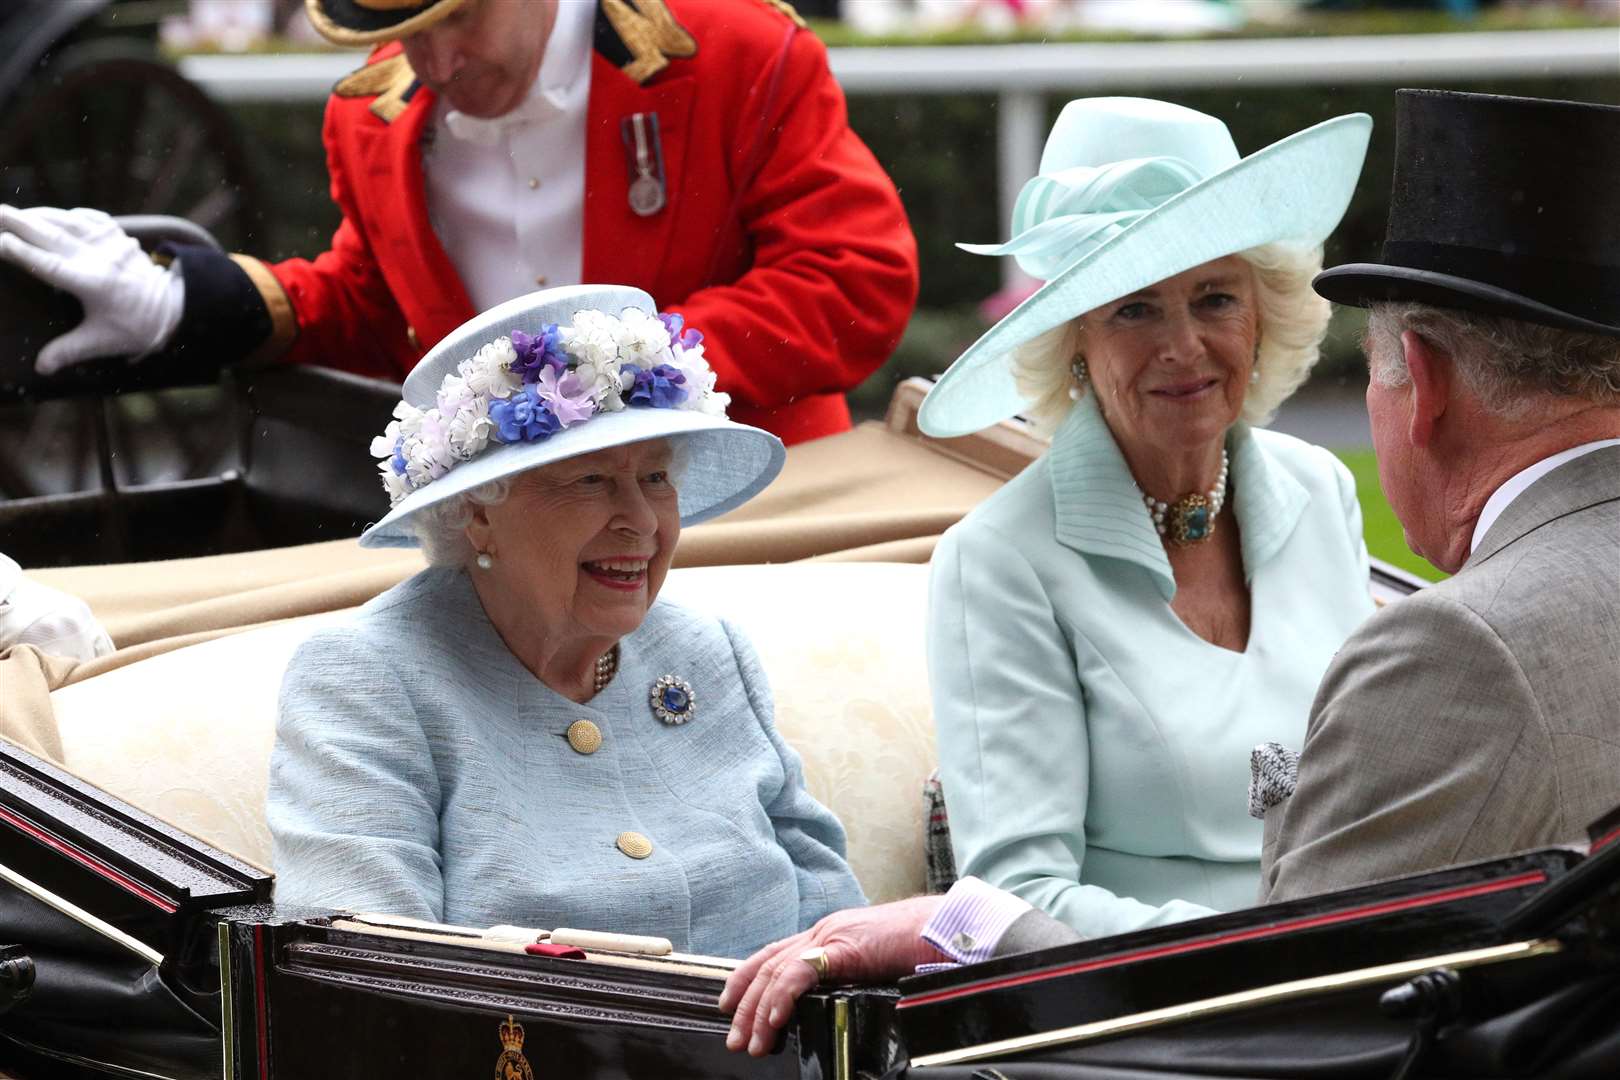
[0, 205, 186, 375]
[0, 553, 114, 661]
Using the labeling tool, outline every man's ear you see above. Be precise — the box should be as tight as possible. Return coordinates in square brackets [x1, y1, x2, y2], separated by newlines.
[1401, 329, 1450, 450]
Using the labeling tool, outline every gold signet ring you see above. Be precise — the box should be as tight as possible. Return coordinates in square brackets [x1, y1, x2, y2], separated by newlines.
[798, 946, 830, 983]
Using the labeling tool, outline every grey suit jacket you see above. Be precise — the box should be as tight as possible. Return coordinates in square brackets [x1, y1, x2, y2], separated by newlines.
[1260, 446, 1620, 902]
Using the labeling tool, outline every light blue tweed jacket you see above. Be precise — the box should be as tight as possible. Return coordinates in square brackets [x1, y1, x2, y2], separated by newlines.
[268, 568, 865, 959]
[929, 394, 1375, 942]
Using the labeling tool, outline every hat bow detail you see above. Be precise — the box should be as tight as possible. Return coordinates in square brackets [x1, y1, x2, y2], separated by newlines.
[959, 157, 1205, 282]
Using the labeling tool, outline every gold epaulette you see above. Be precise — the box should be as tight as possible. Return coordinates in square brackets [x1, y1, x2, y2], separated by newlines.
[755, 0, 808, 30]
[334, 53, 417, 123]
[601, 0, 698, 84]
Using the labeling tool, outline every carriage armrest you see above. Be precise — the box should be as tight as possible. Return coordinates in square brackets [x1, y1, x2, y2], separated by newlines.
[883, 376, 1048, 481]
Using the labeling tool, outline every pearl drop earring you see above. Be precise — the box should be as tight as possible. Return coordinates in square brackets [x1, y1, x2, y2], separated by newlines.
[1069, 356, 1089, 401]
[476, 551, 494, 570]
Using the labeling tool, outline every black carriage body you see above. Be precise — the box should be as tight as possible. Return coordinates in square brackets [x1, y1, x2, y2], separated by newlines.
[0, 738, 898, 1079]
[0, 741, 271, 1078]
[896, 849, 1578, 1062]
[2, 737, 1617, 1079]
[219, 915, 899, 1080]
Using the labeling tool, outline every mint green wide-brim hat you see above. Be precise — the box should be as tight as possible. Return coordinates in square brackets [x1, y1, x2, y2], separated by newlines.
[918, 97, 1372, 438]
[359, 284, 786, 549]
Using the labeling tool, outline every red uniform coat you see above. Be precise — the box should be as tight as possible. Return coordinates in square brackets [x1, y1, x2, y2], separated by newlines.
[257, 0, 918, 444]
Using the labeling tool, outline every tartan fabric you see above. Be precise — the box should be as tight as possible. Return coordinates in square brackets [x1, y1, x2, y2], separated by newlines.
[924, 768, 958, 894]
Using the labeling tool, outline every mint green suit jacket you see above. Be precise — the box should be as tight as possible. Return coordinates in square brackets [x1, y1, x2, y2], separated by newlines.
[928, 395, 1374, 940]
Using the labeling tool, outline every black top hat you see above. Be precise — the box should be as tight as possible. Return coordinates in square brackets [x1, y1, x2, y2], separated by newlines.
[304, 0, 469, 47]
[1314, 90, 1620, 339]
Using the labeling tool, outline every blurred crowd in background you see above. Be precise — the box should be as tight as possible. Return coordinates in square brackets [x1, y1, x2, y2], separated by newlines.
[162, 0, 1619, 49]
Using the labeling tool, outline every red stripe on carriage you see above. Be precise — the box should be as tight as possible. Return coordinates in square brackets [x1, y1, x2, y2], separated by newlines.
[1591, 825, 1620, 852]
[0, 803, 178, 913]
[898, 870, 1549, 1009]
[256, 924, 271, 1080]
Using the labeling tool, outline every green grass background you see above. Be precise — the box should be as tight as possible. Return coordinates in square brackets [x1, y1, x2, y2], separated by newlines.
[1332, 449, 1445, 583]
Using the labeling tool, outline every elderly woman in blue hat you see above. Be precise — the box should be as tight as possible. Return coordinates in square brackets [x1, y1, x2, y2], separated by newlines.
[267, 284, 864, 958]
[919, 99, 1379, 941]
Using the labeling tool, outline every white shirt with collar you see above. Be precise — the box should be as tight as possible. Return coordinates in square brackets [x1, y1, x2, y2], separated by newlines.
[1469, 439, 1620, 556]
[0, 553, 114, 662]
[423, 0, 593, 313]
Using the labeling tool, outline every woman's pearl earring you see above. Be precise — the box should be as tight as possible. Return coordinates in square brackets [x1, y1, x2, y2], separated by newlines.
[1250, 342, 1262, 385]
[476, 551, 494, 570]
[1069, 356, 1089, 401]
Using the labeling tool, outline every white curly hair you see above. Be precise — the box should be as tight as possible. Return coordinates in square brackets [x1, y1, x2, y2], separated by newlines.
[1008, 243, 1330, 434]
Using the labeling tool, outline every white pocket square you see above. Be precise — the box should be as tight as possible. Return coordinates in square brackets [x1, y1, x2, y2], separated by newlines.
[1248, 741, 1299, 820]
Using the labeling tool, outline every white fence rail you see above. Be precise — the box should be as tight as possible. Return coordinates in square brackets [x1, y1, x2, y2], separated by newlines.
[178, 29, 1619, 285]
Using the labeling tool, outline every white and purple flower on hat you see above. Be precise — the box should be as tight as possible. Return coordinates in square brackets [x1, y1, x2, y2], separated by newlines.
[616, 307, 677, 369]
[460, 339, 523, 400]
[372, 306, 731, 506]
[534, 365, 595, 426]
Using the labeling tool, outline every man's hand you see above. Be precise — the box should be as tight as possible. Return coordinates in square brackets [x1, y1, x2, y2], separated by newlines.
[718, 895, 947, 1057]
[0, 205, 184, 374]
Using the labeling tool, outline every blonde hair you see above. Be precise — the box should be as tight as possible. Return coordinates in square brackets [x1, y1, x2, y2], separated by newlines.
[1010, 243, 1330, 433]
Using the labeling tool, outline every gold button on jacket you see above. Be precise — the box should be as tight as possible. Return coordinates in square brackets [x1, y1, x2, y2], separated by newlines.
[616, 831, 653, 859]
[566, 720, 602, 755]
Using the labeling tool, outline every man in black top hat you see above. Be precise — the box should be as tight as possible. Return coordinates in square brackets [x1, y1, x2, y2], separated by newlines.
[1259, 89, 1620, 901]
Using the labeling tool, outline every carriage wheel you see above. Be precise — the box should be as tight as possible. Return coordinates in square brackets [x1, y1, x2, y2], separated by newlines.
[0, 49, 260, 549]
[0, 49, 261, 250]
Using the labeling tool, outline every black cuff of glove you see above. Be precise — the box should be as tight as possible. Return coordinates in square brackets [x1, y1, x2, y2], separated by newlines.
[158, 243, 272, 367]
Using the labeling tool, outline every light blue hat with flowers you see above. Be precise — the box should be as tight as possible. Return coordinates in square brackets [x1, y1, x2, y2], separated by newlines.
[918, 97, 1372, 437]
[359, 284, 785, 548]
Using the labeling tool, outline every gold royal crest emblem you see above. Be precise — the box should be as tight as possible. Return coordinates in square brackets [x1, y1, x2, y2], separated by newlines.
[495, 1015, 535, 1080]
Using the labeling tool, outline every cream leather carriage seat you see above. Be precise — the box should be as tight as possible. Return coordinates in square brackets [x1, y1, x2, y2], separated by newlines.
[48, 562, 937, 905]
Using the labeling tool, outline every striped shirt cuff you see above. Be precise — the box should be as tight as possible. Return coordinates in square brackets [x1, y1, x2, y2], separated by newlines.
[920, 876, 1033, 968]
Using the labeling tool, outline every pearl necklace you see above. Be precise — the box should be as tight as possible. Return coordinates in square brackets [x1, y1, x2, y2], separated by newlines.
[1140, 449, 1229, 547]
[593, 645, 620, 694]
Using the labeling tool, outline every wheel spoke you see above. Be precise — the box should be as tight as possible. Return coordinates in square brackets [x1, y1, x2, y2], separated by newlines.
[142, 122, 203, 215]
[186, 186, 238, 231]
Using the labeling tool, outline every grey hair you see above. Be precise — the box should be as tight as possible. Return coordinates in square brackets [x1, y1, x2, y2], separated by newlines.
[405, 438, 694, 567]
[1366, 303, 1620, 418]
[411, 477, 513, 567]
[1010, 243, 1329, 434]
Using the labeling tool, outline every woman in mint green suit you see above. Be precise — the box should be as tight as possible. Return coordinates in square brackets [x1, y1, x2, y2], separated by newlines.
[918, 98, 1378, 940]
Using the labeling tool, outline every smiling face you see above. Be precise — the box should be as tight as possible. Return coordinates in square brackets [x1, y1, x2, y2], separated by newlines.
[1075, 255, 1260, 464]
[400, 0, 555, 118]
[471, 439, 681, 648]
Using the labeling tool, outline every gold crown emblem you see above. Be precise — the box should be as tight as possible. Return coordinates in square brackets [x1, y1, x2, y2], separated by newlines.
[499, 1016, 525, 1053]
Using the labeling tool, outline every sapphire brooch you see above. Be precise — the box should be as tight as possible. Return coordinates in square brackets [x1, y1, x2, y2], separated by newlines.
[650, 675, 696, 725]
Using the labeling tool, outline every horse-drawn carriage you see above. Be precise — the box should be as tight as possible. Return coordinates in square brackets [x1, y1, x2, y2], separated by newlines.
[1, 725, 1617, 1080]
[1, 13, 1616, 1075]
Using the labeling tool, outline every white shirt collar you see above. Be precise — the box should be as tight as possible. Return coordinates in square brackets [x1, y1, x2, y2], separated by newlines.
[1469, 438, 1620, 555]
[440, 0, 593, 146]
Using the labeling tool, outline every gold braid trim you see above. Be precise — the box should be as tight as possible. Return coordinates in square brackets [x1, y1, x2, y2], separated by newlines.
[230, 255, 299, 366]
[333, 53, 419, 123]
[304, 0, 469, 48]
[601, 0, 698, 84]
[756, 0, 807, 30]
